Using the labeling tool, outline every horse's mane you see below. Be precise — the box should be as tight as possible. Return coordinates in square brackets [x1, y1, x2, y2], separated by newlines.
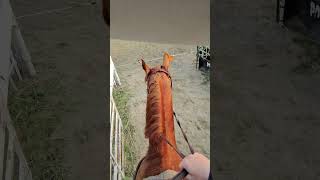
[145, 73, 165, 142]
[144, 69, 173, 156]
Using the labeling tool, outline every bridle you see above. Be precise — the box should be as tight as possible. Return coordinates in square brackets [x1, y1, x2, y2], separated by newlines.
[134, 67, 195, 180]
[145, 66, 173, 94]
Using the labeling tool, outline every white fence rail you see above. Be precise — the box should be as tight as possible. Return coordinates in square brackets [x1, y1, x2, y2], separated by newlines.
[110, 56, 121, 96]
[110, 97, 124, 180]
[1, 0, 35, 179]
[110, 56, 124, 180]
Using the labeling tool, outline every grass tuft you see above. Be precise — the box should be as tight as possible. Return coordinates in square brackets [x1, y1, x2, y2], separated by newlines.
[8, 76, 69, 180]
[112, 87, 137, 178]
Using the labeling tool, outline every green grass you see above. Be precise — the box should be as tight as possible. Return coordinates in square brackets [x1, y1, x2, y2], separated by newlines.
[8, 75, 69, 180]
[112, 87, 137, 178]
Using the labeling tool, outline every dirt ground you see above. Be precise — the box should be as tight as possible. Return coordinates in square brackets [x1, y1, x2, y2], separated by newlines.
[213, 0, 320, 179]
[11, 0, 108, 179]
[111, 39, 210, 171]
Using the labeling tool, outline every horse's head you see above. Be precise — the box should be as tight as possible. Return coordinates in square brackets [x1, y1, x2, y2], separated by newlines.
[140, 52, 174, 141]
[141, 52, 174, 89]
[135, 52, 182, 180]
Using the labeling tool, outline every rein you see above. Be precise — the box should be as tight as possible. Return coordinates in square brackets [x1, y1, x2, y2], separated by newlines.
[162, 112, 194, 180]
[135, 68, 195, 180]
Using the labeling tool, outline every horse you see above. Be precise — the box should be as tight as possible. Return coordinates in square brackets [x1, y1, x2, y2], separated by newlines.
[134, 52, 182, 180]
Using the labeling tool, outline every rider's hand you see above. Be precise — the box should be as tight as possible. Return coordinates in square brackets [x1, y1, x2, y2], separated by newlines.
[179, 153, 210, 180]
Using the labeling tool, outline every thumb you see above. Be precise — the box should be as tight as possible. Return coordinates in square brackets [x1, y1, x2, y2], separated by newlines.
[184, 174, 192, 180]
[179, 161, 183, 170]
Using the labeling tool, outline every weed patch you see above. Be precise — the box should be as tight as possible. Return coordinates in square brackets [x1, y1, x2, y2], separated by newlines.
[112, 87, 137, 177]
[8, 76, 69, 180]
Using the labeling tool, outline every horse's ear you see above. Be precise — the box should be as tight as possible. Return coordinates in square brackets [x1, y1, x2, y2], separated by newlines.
[141, 59, 150, 74]
[162, 52, 174, 70]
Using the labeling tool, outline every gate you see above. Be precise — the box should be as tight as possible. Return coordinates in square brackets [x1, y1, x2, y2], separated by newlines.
[110, 57, 124, 180]
[1, 0, 35, 179]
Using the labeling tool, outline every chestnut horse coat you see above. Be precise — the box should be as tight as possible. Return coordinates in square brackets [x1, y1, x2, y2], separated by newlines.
[135, 53, 181, 180]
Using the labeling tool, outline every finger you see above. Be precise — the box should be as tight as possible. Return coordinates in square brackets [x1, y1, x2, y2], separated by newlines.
[194, 152, 200, 156]
[185, 153, 196, 162]
[181, 156, 192, 171]
[184, 174, 192, 180]
[179, 161, 183, 170]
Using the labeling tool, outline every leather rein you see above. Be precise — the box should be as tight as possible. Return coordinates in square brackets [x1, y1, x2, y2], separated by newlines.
[134, 67, 195, 180]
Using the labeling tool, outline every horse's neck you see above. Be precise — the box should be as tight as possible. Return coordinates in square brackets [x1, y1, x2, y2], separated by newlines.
[143, 77, 181, 174]
[145, 77, 176, 148]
